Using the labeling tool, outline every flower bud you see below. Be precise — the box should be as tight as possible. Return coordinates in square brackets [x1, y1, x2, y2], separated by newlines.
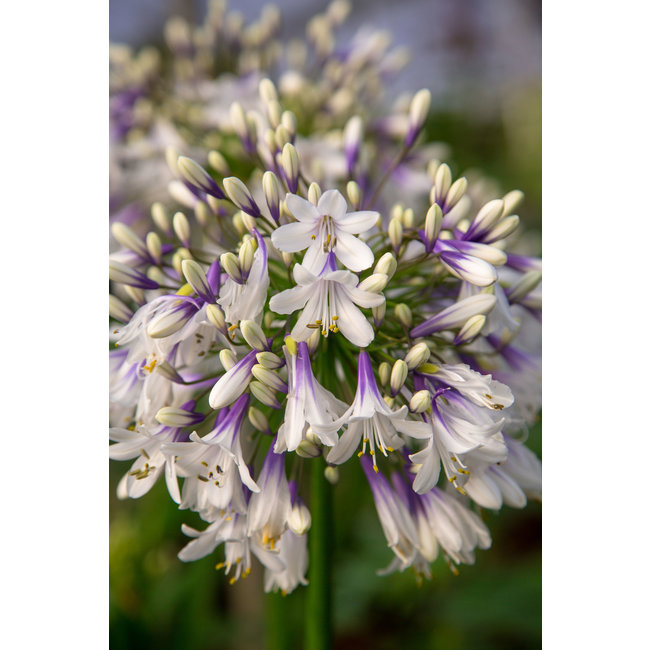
[288, 501, 312, 535]
[388, 217, 403, 252]
[405, 89, 430, 147]
[207, 150, 229, 176]
[506, 271, 542, 304]
[343, 114, 363, 171]
[267, 99, 282, 128]
[374, 252, 397, 280]
[433, 163, 452, 205]
[296, 439, 321, 458]
[424, 202, 443, 244]
[404, 342, 430, 370]
[256, 351, 283, 369]
[445, 177, 468, 212]
[238, 237, 257, 276]
[372, 302, 386, 327]
[282, 251, 294, 267]
[146, 266, 172, 288]
[182, 259, 214, 303]
[177, 156, 224, 199]
[151, 202, 171, 234]
[308, 182, 322, 205]
[219, 349, 237, 371]
[402, 208, 415, 229]
[378, 361, 391, 387]
[123, 285, 146, 306]
[482, 215, 520, 244]
[324, 465, 339, 484]
[395, 303, 412, 329]
[223, 177, 261, 217]
[109, 259, 159, 290]
[467, 199, 504, 240]
[220, 252, 243, 284]
[165, 146, 180, 175]
[111, 222, 148, 258]
[307, 328, 320, 354]
[109, 294, 133, 323]
[346, 180, 362, 209]
[240, 320, 269, 351]
[154, 361, 186, 384]
[248, 406, 271, 434]
[274, 124, 292, 150]
[145, 231, 162, 265]
[250, 380, 281, 409]
[259, 77, 278, 104]
[453, 314, 487, 345]
[206, 304, 226, 331]
[281, 143, 300, 193]
[252, 364, 287, 393]
[409, 390, 431, 413]
[390, 359, 408, 396]
[502, 189, 524, 216]
[357, 273, 388, 293]
[172, 211, 191, 247]
[262, 170, 281, 222]
[281, 111, 297, 138]
[155, 406, 201, 428]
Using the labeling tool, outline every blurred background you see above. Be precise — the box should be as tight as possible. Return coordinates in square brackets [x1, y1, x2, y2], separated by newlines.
[110, 1, 541, 648]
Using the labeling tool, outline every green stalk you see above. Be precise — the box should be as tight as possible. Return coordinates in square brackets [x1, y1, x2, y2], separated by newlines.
[266, 590, 289, 650]
[304, 455, 333, 650]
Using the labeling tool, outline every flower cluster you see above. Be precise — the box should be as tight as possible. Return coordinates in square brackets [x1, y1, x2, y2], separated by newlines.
[109, 0, 541, 595]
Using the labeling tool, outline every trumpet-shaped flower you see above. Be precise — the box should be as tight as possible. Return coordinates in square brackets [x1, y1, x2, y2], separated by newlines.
[271, 190, 378, 272]
[317, 350, 430, 469]
[269, 253, 384, 347]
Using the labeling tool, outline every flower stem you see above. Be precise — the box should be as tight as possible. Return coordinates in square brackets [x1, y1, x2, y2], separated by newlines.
[266, 590, 290, 650]
[305, 455, 333, 650]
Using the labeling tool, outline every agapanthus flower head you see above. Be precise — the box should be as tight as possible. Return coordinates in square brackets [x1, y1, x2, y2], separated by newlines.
[109, 1, 541, 597]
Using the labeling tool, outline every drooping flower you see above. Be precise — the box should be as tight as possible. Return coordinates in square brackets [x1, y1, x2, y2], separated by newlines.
[274, 340, 348, 453]
[269, 253, 385, 347]
[271, 190, 378, 272]
[317, 350, 430, 470]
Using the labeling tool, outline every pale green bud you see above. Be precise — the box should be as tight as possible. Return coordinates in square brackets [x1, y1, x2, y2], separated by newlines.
[374, 252, 397, 279]
[390, 359, 408, 395]
[372, 302, 386, 327]
[111, 222, 147, 258]
[154, 361, 185, 384]
[207, 150, 230, 176]
[219, 349, 237, 371]
[155, 407, 197, 427]
[346, 180, 362, 209]
[402, 208, 415, 229]
[395, 303, 412, 329]
[151, 202, 171, 234]
[409, 390, 432, 413]
[434, 163, 452, 204]
[404, 342, 430, 370]
[252, 364, 286, 392]
[296, 439, 321, 458]
[424, 204, 443, 245]
[288, 502, 312, 535]
[388, 217, 403, 251]
[248, 406, 271, 434]
[502, 189, 525, 216]
[249, 380, 281, 409]
[378, 361, 391, 387]
[308, 182, 322, 205]
[324, 465, 339, 484]
[146, 232, 162, 264]
[238, 237, 257, 275]
[507, 271, 542, 304]
[240, 320, 269, 351]
[357, 273, 388, 293]
[172, 211, 191, 246]
[262, 170, 280, 221]
[220, 252, 243, 283]
[445, 177, 468, 211]
[256, 351, 283, 369]
[259, 77, 278, 104]
[281, 110, 297, 138]
[109, 294, 133, 323]
[454, 314, 487, 345]
[206, 304, 226, 331]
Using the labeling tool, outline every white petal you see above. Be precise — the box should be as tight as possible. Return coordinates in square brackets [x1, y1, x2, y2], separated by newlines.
[271, 221, 318, 252]
[334, 292, 375, 347]
[326, 422, 362, 465]
[285, 194, 320, 223]
[292, 262, 318, 286]
[317, 190, 348, 219]
[269, 284, 312, 314]
[301, 243, 329, 274]
[334, 230, 375, 272]
[342, 284, 385, 309]
[335, 210, 379, 234]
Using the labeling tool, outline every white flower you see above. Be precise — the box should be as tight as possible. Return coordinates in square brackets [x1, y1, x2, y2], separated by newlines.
[271, 190, 378, 272]
[274, 340, 348, 453]
[218, 229, 270, 324]
[263, 530, 309, 594]
[269, 253, 385, 347]
[316, 350, 430, 470]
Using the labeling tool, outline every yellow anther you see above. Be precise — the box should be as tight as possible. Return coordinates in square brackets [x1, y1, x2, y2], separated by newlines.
[332, 315, 339, 321]
[197, 475, 209, 482]
[229, 577, 236, 585]
[215, 562, 225, 570]
[386, 446, 394, 452]
[236, 557, 242, 564]
[493, 404, 504, 410]
[315, 319, 322, 325]
[311, 235, 316, 240]
[373, 465, 379, 473]
[369, 450, 375, 456]
[485, 394, 493, 399]
[362, 438, 369, 444]
[225, 516, 232, 521]
[332, 327, 339, 333]
[140, 449, 150, 460]
[228, 323, 238, 332]
[177, 283, 194, 296]
[357, 451, 364, 457]
[321, 328, 327, 335]
[307, 323, 320, 329]
[201, 461, 208, 467]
